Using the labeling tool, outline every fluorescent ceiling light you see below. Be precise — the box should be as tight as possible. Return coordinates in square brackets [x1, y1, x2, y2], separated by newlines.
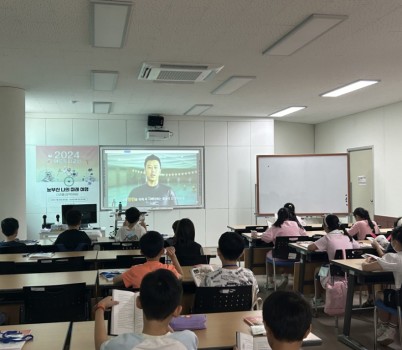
[90, 0, 133, 48]
[321, 80, 380, 97]
[93, 102, 112, 114]
[270, 106, 306, 117]
[263, 14, 347, 56]
[211, 76, 256, 95]
[91, 71, 119, 91]
[184, 104, 213, 116]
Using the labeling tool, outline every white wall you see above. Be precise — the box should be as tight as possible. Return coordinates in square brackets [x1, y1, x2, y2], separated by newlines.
[26, 114, 281, 246]
[315, 101, 402, 217]
[274, 121, 315, 154]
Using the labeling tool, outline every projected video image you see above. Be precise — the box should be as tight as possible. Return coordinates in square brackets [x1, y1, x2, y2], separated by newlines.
[100, 147, 204, 210]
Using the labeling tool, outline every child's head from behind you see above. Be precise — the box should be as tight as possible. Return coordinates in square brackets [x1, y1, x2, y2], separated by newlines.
[125, 207, 141, 224]
[138, 269, 182, 321]
[323, 214, 340, 232]
[391, 226, 402, 252]
[218, 232, 244, 261]
[1, 218, 19, 237]
[263, 291, 312, 346]
[139, 230, 164, 258]
[353, 207, 369, 220]
[66, 209, 82, 226]
[175, 218, 195, 246]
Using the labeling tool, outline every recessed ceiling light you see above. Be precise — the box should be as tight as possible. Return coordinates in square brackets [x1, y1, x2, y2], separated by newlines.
[90, 0, 133, 48]
[184, 104, 213, 116]
[321, 80, 380, 97]
[93, 102, 112, 114]
[91, 71, 119, 91]
[263, 14, 347, 56]
[211, 76, 256, 95]
[270, 106, 306, 117]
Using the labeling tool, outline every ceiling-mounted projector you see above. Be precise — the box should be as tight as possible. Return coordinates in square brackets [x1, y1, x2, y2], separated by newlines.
[146, 129, 172, 140]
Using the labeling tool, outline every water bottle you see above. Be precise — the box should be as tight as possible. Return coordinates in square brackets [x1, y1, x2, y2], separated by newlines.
[118, 202, 122, 212]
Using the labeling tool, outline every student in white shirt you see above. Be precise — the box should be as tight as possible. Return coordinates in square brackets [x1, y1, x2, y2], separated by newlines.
[362, 226, 402, 346]
[115, 207, 146, 241]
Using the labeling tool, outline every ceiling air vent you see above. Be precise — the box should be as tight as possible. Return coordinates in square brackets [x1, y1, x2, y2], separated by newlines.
[138, 62, 224, 83]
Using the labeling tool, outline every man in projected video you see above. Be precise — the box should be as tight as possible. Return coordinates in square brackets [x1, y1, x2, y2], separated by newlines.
[127, 154, 177, 207]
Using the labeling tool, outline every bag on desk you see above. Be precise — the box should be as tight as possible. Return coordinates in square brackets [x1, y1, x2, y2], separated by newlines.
[324, 278, 347, 316]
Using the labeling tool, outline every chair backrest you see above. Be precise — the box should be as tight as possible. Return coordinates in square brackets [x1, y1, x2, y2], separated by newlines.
[0, 245, 29, 254]
[176, 255, 209, 266]
[21, 282, 89, 323]
[0, 261, 16, 275]
[100, 242, 139, 250]
[273, 236, 313, 260]
[56, 243, 90, 252]
[37, 256, 86, 272]
[192, 285, 253, 314]
[116, 255, 146, 268]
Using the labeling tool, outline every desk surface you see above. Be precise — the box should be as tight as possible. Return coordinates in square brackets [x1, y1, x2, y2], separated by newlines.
[330, 258, 393, 276]
[289, 240, 373, 253]
[0, 251, 98, 263]
[0, 270, 98, 291]
[70, 311, 321, 349]
[97, 249, 142, 260]
[0, 322, 70, 349]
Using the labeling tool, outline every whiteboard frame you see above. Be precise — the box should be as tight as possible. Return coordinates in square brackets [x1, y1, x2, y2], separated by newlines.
[256, 153, 350, 216]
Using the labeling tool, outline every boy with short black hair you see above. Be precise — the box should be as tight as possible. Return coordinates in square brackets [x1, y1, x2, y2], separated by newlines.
[263, 291, 312, 350]
[200, 232, 259, 303]
[113, 230, 183, 288]
[54, 209, 91, 250]
[115, 206, 147, 242]
[95, 269, 198, 350]
[0, 217, 25, 247]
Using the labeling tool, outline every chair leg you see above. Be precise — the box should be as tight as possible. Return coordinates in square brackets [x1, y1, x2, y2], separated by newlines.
[374, 305, 377, 350]
[273, 260, 277, 291]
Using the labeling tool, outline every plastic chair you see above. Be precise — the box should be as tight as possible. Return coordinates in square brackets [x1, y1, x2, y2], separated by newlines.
[192, 285, 253, 314]
[176, 255, 209, 266]
[0, 261, 16, 275]
[37, 256, 86, 272]
[373, 285, 402, 349]
[266, 236, 313, 290]
[20, 282, 89, 323]
[56, 242, 90, 252]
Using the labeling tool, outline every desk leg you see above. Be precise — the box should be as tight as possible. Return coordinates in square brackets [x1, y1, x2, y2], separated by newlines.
[249, 245, 255, 272]
[337, 272, 369, 350]
[298, 255, 305, 294]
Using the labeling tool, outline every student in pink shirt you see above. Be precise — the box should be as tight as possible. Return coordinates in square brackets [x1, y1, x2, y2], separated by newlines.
[308, 214, 360, 306]
[261, 207, 306, 289]
[347, 207, 380, 240]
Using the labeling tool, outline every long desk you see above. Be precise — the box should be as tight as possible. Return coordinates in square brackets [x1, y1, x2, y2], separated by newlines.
[289, 240, 374, 294]
[331, 259, 394, 350]
[0, 270, 98, 292]
[69, 310, 322, 349]
[0, 251, 98, 263]
[0, 322, 70, 349]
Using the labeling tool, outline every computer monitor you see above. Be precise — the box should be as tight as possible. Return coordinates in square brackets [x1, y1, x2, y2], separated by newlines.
[61, 204, 97, 229]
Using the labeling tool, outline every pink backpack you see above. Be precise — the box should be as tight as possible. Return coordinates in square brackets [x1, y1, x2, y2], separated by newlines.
[324, 277, 348, 316]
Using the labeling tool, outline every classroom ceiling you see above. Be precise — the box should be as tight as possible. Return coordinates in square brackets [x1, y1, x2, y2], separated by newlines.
[1, 0, 402, 124]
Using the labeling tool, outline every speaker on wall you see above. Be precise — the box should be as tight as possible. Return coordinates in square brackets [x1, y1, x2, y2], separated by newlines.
[148, 114, 164, 127]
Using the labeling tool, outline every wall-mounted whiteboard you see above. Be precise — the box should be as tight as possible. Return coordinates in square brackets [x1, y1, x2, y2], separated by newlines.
[257, 154, 349, 215]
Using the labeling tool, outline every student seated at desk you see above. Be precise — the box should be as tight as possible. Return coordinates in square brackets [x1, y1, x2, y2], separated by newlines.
[371, 216, 401, 257]
[362, 226, 402, 346]
[347, 207, 380, 240]
[261, 207, 306, 289]
[95, 269, 198, 350]
[284, 202, 306, 226]
[115, 207, 146, 242]
[307, 214, 360, 305]
[113, 231, 183, 289]
[199, 232, 259, 306]
[53, 209, 91, 251]
[262, 291, 312, 350]
[0, 217, 25, 248]
[168, 218, 203, 258]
